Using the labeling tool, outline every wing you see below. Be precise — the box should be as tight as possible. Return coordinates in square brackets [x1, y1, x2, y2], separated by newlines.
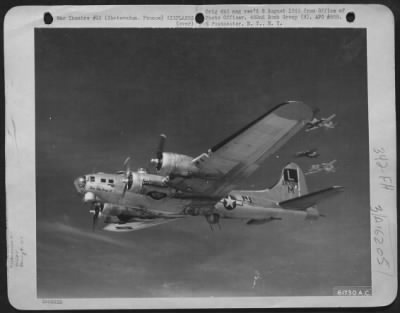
[170, 101, 313, 198]
[103, 217, 180, 232]
[322, 159, 337, 166]
[324, 114, 336, 122]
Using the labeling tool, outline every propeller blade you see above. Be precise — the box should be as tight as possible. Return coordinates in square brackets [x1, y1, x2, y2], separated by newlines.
[120, 157, 133, 199]
[91, 203, 104, 231]
[121, 181, 129, 198]
[123, 157, 131, 172]
[92, 204, 100, 231]
[150, 134, 167, 171]
[156, 134, 167, 159]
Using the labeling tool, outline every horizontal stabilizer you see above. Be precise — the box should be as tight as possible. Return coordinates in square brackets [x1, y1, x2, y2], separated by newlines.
[279, 186, 344, 210]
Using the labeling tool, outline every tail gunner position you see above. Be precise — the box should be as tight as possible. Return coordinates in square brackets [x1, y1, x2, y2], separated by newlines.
[74, 101, 344, 232]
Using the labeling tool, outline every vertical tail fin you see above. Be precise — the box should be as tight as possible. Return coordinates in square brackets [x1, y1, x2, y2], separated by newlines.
[262, 162, 308, 201]
[270, 162, 308, 200]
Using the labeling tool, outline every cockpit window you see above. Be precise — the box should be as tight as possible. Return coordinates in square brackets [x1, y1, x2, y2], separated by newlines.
[101, 178, 106, 183]
[90, 176, 95, 182]
[108, 179, 114, 184]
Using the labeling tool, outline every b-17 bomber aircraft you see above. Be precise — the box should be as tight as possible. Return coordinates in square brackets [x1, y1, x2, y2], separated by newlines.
[305, 114, 336, 132]
[305, 160, 337, 176]
[74, 101, 344, 232]
[295, 148, 320, 158]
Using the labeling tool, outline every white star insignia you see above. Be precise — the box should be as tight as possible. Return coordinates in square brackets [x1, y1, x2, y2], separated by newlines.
[223, 195, 236, 209]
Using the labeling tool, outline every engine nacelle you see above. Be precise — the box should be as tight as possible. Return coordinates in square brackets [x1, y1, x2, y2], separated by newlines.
[128, 172, 144, 193]
[83, 191, 97, 203]
[157, 152, 199, 177]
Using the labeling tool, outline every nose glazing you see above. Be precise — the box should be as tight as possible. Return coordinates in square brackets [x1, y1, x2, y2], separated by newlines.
[74, 176, 86, 193]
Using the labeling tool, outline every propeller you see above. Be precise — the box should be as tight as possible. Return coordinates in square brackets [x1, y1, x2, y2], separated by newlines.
[150, 134, 167, 171]
[121, 157, 133, 198]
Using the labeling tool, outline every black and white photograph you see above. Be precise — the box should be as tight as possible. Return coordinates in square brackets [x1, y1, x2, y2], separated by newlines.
[5, 5, 396, 309]
[35, 26, 370, 298]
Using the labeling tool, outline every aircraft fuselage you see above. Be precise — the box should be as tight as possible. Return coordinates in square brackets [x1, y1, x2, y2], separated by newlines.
[74, 171, 307, 222]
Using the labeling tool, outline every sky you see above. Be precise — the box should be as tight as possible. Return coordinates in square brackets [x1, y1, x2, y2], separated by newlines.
[35, 28, 370, 298]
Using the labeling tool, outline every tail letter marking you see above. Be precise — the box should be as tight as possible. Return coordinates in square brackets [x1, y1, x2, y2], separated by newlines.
[283, 168, 298, 194]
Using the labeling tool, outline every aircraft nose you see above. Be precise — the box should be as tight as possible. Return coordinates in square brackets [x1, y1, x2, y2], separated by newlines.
[74, 176, 86, 194]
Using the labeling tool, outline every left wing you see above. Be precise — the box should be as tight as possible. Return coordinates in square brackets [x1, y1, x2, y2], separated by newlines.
[170, 101, 313, 198]
[103, 217, 180, 232]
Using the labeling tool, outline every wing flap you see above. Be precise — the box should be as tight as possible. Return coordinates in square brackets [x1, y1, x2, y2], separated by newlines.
[279, 186, 344, 210]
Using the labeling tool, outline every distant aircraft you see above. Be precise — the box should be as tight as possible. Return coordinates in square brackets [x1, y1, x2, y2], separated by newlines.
[305, 160, 337, 176]
[73, 102, 344, 232]
[305, 114, 336, 132]
[295, 148, 320, 158]
[252, 270, 262, 289]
